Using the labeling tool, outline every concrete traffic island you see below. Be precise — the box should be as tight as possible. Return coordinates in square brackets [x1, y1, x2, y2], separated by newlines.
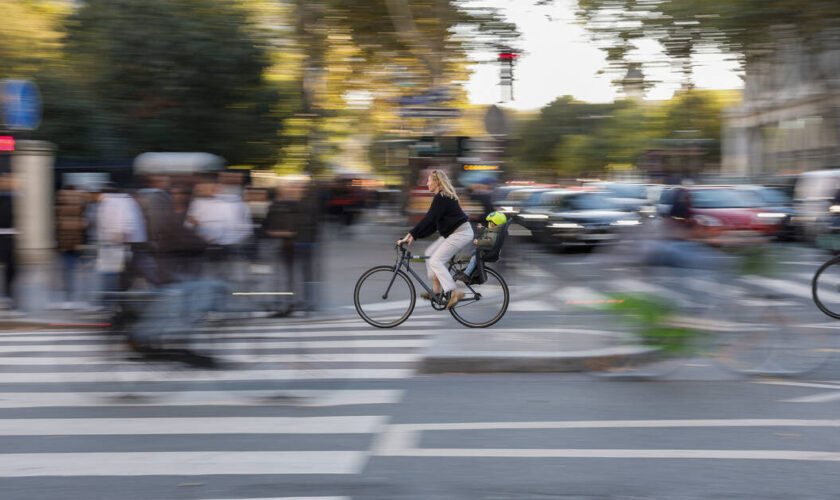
[420, 326, 654, 373]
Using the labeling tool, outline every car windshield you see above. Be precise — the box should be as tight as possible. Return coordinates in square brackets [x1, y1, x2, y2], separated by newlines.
[567, 193, 615, 210]
[604, 183, 647, 199]
[659, 188, 677, 204]
[755, 188, 790, 205]
[692, 189, 762, 208]
[507, 190, 539, 202]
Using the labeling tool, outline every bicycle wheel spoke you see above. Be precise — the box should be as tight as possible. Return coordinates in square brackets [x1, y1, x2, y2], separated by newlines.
[449, 267, 509, 327]
[355, 266, 415, 328]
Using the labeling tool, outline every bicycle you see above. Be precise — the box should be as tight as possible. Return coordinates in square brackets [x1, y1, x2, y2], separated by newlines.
[354, 243, 509, 328]
[812, 252, 840, 319]
[589, 241, 834, 379]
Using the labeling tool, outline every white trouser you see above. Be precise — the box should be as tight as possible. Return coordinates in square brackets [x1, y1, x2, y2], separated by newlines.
[425, 222, 474, 293]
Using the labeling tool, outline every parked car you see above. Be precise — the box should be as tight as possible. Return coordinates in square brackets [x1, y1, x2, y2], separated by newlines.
[736, 185, 795, 240]
[588, 182, 659, 218]
[515, 189, 569, 236]
[666, 186, 782, 245]
[656, 186, 678, 217]
[492, 186, 556, 217]
[791, 168, 840, 241]
[541, 190, 642, 248]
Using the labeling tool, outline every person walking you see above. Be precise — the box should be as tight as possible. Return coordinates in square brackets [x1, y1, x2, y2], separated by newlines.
[0, 172, 18, 312]
[397, 170, 473, 309]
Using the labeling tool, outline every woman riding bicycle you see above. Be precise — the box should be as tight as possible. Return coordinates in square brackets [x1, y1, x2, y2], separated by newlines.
[397, 170, 474, 309]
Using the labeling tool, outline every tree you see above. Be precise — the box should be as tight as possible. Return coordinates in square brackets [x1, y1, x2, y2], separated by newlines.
[61, 0, 292, 165]
[575, 0, 840, 84]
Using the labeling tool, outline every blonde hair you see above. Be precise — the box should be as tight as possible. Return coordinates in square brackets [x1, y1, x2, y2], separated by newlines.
[431, 170, 459, 201]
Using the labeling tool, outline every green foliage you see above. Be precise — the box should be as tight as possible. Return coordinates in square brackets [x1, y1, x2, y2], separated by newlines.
[508, 89, 734, 177]
[58, 0, 291, 165]
[606, 293, 703, 355]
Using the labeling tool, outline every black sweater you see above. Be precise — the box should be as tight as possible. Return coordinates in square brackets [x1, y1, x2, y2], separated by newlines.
[410, 193, 468, 240]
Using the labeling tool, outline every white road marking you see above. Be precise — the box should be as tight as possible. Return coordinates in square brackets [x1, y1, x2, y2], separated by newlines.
[783, 391, 840, 403]
[374, 448, 840, 461]
[0, 451, 365, 476]
[0, 339, 428, 353]
[203, 497, 348, 500]
[507, 300, 554, 312]
[0, 416, 387, 435]
[372, 419, 840, 461]
[756, 380, 840, 391]
[0, 352, 423, 365]
[0, 368, 414, 384]
[0, 329, 434, 342]
[0, 389, 404, 408]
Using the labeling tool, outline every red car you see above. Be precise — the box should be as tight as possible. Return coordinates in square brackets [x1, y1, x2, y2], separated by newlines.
[667, 186, 784, 244]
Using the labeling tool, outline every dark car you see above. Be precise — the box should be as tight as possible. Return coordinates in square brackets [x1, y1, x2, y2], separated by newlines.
[588, 182, 660, 219]
[541, 190, 642, 248]
[492, 186, 556, 218]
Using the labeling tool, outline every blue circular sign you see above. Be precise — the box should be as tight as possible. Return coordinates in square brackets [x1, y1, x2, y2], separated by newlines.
[2, 79, 42, 131]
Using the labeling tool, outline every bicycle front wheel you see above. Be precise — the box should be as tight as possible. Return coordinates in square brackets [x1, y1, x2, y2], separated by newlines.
[449, 266, 509, 328]
[812, 256, 840, 319]
[354, 266, 416, 328]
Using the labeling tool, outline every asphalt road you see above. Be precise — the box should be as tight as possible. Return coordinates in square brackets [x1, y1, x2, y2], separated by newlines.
[2, 228, 840, 499]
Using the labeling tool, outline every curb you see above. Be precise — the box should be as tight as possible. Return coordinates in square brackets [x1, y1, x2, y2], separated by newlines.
[421, 346, 657, 374]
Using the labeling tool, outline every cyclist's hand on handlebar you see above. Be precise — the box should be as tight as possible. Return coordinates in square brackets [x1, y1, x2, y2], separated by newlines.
[397, 234, 414, 247]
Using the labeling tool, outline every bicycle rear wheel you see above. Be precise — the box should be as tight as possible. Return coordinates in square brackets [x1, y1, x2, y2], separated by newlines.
[812, 256, 840, 319]
[449, 267, 509, 328]
[354, 265, 416, 328]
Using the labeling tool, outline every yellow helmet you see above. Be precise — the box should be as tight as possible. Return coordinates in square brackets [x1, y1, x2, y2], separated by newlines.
[486, 211, 507, 226]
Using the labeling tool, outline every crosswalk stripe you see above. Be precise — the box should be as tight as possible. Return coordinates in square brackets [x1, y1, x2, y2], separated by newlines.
[0, 352, 423, 365]
[0, 339, 429, 353]
[0, 451, 366, 476]
[203, 322, 439, 332]
[203, 497, 348, 500]
[0, 389, 404, 408]
[508, 300, 555, 312]
[0, 368, 414, 384]
[0, 329, 433, 342]
[0, 416, 387, 435]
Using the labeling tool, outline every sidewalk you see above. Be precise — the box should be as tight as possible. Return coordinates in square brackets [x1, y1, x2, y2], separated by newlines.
[1, 216, 641, 372]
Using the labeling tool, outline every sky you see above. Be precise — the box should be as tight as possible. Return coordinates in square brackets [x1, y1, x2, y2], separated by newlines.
[465, 0, 744, 110]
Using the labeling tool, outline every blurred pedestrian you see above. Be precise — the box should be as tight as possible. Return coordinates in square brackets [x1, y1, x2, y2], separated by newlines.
[185, 179, 252, 284]
[263, 180, 320, 314]
[54, 186, 88, 308]
[95, 184, 147, 295]
[0, 172, 18, 312]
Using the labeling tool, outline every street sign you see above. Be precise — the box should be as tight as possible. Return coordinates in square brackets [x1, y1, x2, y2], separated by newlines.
[399, 106, 460, 119]
[397, 87, 452, 107]
[1, 79, 42, 131]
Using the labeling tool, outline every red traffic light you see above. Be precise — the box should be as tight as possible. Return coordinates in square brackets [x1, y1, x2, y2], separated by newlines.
[498, 53, 519, 59]
[0, 136, 14, 151]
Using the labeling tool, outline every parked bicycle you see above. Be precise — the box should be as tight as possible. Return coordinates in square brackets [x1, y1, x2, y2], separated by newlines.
[354, 242, 509, 328]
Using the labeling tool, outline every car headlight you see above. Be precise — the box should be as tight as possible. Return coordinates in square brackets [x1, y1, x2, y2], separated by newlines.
[519, 214, 549, 220]
[830, 205, 840, 214]
[549, 222, 583, 229]
[610, 219, 641, 227]
[756, 212, 787, 218]
[693, 215, 722, 227]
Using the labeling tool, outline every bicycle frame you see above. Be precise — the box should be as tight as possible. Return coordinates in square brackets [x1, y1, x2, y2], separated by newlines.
[384, 246, 482, 304]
